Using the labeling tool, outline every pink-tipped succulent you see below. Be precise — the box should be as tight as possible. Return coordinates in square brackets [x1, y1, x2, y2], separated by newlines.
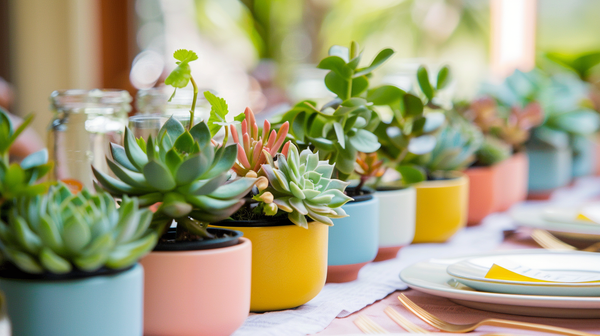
[500, 102, 544, 146]
[230, 107, 291, 177]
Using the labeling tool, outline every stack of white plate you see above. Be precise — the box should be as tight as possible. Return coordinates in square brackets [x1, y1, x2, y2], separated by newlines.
[400, 250, 600, 318]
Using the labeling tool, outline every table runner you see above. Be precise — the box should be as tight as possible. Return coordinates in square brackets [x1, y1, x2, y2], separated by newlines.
[233, 176, 600, 336]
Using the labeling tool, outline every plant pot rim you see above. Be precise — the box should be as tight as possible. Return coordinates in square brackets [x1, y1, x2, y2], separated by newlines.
[153, 227, 243, 251]
[149, 237, 251, 256]
[0, 262, 136, 282]
[375, 185, 414, 193]
[345, 186, 374, 203]
[418, 172, 467, 188]
[213, 216, 323, 228]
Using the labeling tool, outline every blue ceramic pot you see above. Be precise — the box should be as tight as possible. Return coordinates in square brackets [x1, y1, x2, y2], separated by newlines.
[0, 264, 143, 336]
[572, 136, 596, 178]
[527, 147, 572, 192]
[327, 194, 379, 283]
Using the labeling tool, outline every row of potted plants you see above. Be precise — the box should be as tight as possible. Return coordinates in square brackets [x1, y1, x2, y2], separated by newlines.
[3, 43, 584, 335]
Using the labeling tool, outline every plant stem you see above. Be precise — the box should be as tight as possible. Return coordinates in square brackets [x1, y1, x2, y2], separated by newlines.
[189, 76, 198, 131]
[395, 148, 409, 165]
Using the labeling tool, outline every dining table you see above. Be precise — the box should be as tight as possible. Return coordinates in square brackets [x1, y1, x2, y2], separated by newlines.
[232, 176, 600, 336]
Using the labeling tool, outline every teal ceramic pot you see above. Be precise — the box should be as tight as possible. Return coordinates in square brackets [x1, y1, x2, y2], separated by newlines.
[527, 147, 572, 193]
[572, 135, 596, 178]
[327, 192, 379, 283]
[0, 264, 143, 336]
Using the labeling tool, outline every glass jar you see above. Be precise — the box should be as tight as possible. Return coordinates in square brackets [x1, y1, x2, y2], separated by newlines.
[48, 89, 131, 190]
[135, 86, 209, 128]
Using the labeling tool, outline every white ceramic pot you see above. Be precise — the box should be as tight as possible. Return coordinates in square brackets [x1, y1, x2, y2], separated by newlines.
[374, 187, 416, 261]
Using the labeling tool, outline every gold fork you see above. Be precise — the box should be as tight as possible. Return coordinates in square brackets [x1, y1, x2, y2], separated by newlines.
[531, 229, 600, 252]
[354, 314, 389, 334]
[397, 294, 595, 336]
[384, 306, 429, 333]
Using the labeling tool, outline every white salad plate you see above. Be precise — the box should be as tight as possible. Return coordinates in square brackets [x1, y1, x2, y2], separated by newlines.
[399, 250, 600, 318]
[510, 203, 600, 240]
[446, 251, 600, 296]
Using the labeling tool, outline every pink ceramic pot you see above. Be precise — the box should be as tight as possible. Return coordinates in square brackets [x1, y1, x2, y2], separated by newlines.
[464, 165, 500, 226]
[141, 238, 252, 336]
[496, 152, 528, 211]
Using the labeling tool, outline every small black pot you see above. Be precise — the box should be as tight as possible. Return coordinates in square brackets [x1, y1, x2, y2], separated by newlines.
[153, 227, 243, 251]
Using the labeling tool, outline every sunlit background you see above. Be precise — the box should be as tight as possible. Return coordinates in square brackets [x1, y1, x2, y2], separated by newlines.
[2, 0, 600, 142]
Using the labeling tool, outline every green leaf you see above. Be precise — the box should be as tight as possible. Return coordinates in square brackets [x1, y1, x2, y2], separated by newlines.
[5, 114, 33, 151]
[189, 122, 211, 148]
[38, 215, 64, 252]
[403, 94, 424, 117]
[110, 143, 138, 172]
[333, 122, 345, 149]
[324, 71, 349, 99]
[5, 247, 43, 273]
[39, 248, 71, 274]
[351, 76, 369, 97]
[349, 129, 380, 153]
[176, 154, 208, 185]
[436, 66, 451, 90]
[106, 159, 149, 189]
[203, 144, 237, 179]
[143, 160, 176, 191]
[106, 233, 158, 269]
[13, 216, 41, 254]
[367, 86, 405, 106]
[173, 131, 195, 153]
[208, 177, 256, 200]
[62, 215, 91, 253]
[397, 165, 426, 184]
[158, 117, 186, 146]
[354, 48, 394, 77]
[318, 56, 352, 79]
[20, 149, 48, 170]
[165, 62, 191, 88]
[173, 49, 198, 63]
[205, 91, 229, 137]
[417, 66, 434, 100]
[165, 149, 183, 173]
[123, 127, 148, 170]
[291, 111, 307, 141]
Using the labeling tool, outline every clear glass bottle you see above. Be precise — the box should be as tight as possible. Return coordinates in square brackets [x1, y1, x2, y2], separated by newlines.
[48, 89, 131, 190]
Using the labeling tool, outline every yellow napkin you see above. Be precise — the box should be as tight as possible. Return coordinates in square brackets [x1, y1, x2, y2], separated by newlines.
[484, 261, 600, 283]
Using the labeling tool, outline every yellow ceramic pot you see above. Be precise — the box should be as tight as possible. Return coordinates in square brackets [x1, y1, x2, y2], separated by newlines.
[413, 173, 469, 243]
[213, 220, 328, 312]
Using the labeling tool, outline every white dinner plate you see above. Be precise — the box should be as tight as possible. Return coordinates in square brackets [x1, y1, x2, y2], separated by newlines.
[399, 250, 600, 318]
[446, 251, 600, 296]
[510, 203, 600, 240]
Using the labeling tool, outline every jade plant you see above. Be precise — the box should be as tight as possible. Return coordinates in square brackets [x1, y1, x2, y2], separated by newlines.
[0, 184, 158, 274]
[373, 65, 450, 183]
[0, 108, 52, 212]
[253, 145, 353, 228]
[276, 42, 393, 182]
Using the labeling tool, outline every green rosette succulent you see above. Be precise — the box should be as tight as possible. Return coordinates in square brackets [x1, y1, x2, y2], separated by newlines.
[93, 117, 256, 239]
[257, 145, 353, 228]
[0, 184, 158, 274]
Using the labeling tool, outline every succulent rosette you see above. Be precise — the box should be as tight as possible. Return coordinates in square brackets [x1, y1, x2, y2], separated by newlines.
[0, 184, 158, 274]
[93, 117, 256, 238]
[256, 145, 353, 228]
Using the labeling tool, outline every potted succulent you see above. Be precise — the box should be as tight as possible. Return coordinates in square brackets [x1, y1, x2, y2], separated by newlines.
[275, 42, 394, 282]
[369, 65, 449, 259]
[482, 69, 600, 198]
[94, 50, 255, 335]
[459, 96, 543, 224]
[213, 106, 352, 310]
[0, 183, 158, 336]
[409, 111, 480, 242]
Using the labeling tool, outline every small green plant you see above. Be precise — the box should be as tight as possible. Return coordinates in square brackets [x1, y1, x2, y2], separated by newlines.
[373, 65, 450, 183]
[164, 49, 199, 130]
[476, 136, 512, 166]
[255, 145, 353, 228]
[0, 108, 52, 211]
[277, 42, 393, 181]
[417, 113, 484, 172]
[0, 184, 158, 274]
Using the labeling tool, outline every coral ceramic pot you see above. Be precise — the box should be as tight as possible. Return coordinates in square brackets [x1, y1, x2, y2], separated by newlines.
[141, 238, 252, 336]
[464, 165, 500, 226]
[413, 173, 469, 243]
[214, 220, 328, 312]
[0, 264, 143, 336]
[527, 146, 572, 197]
[327, 193, 379, 282]
[495, 152, 528, 211]
[374, 187, 415, 261]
